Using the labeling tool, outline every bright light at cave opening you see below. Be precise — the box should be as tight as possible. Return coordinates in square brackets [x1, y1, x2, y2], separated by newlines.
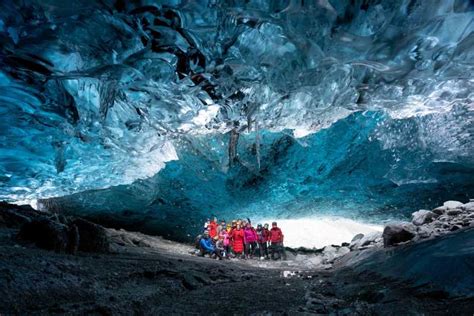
[255, 217, 383, 248]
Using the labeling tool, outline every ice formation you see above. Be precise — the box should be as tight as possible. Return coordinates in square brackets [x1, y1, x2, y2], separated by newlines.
[0, 1, 473, 237]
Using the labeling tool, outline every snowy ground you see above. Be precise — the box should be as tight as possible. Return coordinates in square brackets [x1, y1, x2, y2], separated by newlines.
[255, 216, 383, 248]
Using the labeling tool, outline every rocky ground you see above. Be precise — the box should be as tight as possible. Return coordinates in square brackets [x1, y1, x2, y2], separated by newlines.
[1, 201, 474, 315]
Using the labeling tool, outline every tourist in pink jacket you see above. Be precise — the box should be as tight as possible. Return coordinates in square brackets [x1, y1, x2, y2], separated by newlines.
[218, 228, 230, 258]
[243, 222, 258, 259]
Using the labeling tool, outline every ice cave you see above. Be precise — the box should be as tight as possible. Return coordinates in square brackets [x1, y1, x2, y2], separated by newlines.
[0, 0, 473, 314]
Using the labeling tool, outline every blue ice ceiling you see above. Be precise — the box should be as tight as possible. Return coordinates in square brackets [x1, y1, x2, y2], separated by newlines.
[0, 0, 473, 231]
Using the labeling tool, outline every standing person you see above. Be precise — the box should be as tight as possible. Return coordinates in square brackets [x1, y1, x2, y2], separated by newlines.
[256, 224, 269, 260]
[263, 223, 271, 260]
[243, 222, 258, 259]
[208, 216, 218, 239]
[269, 222, 287, 260]
[218, 226, 230, 258]
[230, 223, 245, 258]
[217, 220, 226, 235]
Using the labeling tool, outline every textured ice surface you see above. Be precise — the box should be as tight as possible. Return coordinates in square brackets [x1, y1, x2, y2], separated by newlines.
[1, 1, 473, 222]
[41, 113, 474, 240]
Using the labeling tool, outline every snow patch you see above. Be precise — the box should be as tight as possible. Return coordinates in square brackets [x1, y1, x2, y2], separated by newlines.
[255, 217, 383, 248]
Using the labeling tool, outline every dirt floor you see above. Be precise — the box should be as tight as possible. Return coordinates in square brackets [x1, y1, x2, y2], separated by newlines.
[1, 224, 474, 316]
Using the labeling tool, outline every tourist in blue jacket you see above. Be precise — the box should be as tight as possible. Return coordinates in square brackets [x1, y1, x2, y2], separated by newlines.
[199, 231, 222, 259]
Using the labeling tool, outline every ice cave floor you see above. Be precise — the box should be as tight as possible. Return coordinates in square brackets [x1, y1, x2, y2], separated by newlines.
[1, 202, 474, 315]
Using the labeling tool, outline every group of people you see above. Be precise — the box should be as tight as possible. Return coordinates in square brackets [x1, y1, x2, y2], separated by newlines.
[196, 217, 287, 261]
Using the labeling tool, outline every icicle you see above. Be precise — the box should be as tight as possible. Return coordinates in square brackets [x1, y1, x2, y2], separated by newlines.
[228, 123, 240, 167]
[255, 119, 260, 171]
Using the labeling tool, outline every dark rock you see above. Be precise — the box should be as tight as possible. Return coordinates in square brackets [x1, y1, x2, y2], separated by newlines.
[383, 223, 416, 247]
[341, 242, 350, 247]
[450, 225, 462, 231]
[18, 217, 68, 252]
[0, 202, 43, 228]
[432, 206, 447, 215]
[72, 218, 110, 253]
[66, 224, 79, 254]
[0, 209, 32, 228]
[447, 209, 462, 216]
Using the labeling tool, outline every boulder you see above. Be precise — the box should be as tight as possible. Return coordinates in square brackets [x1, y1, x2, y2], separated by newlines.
[450, 225, 462, 232]
[72, 218, 110, 253]
[447, 209, 462, 216]
[411, 210, 438, 226]
[461, 202, 474, 212]
[66, 224, 79, 255]
[359, 232, 382, 247]
[351, 233, 364, 243]
[0, 209, 32, 228]
[432, 206, 447, 215]
[18, 217, 69, 252]
[382, 223, 416, 247]
[443, 201, 463, 209]
[416, 225, 434, 239]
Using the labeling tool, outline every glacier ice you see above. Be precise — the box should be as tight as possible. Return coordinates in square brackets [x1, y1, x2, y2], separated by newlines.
[0, 0, 473, 231]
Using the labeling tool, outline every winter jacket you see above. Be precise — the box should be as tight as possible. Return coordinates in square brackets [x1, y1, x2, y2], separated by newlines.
[263, 228, 271, 242]
[269, 227, 284, 243]
[243, 227, 257, 244]
[200, 237, 215, 252]
[231, 228, 245, 253]
[219, 230, 230, 247]
[208, 221, 218, 238]
[256, 229, 268, 243]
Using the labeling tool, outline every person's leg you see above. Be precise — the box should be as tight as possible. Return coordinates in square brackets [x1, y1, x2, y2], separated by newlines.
[270, 243, 276, 260]
[263, 242, 269, 259]
[244, 243, 249, 258]
[251, 242, 257, 258]
[278, 243, 287, 260]
[214, 249, 223, 260]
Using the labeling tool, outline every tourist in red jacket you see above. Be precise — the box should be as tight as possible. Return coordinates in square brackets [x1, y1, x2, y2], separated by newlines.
[256, 224, 270, 259]
[230, 223, 245, 257]
[269, 222, 287, 260]
[208, 217, 218, 238]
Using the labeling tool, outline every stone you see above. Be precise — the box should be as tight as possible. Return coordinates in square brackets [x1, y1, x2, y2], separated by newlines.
[66, 224, 79, 254]
[411, 210, 438, 226]
[72, 218, 110, 253]
[0, 209, 32, 228]
[351, 233, 364, 243]
[438, 215, 450, 222]
[443, 201, 463, 209]
[447, 209, 462, 216]
[461, 202, 474, 212]
[382, 223, 416, 247]
[450, 225, 462, 231]
[359, 232, 382, 247]
[416, 225, 434, 239]
[432, 206, 447, 215]
[18, 217, 69, 252]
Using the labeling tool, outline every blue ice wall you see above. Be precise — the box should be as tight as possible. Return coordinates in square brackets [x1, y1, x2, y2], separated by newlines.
[0, 0, 473, 238]
[42, 112, 474, 240]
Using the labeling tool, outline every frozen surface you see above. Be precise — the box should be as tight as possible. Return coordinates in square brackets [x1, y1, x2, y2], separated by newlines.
[0, 0, 473, 203]
[0, 0, 472, 241]
[253, 217, 382, 248]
